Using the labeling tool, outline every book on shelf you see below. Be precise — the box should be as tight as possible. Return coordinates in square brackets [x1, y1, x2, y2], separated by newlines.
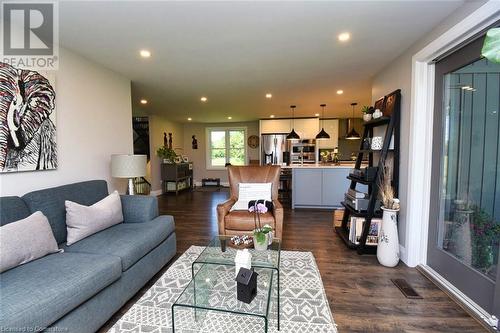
[348, 217, 382, 245]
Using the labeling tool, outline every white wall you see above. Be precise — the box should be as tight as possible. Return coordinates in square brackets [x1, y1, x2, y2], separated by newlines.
[371, 1, 486, 262]
[0, 48, 133, 196]
[183, 121, 260, 184]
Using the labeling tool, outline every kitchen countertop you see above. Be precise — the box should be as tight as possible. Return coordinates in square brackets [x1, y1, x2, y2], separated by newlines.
[281, 163, 357, 169]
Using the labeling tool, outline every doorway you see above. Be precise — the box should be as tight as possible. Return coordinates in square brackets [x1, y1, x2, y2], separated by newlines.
[428, 32, 500, 319]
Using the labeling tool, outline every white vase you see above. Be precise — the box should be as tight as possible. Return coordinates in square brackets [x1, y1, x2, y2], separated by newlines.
[254, 233, 268, 251]
[373, 109, 383, 119]
[267, 231, 273, 245]
[363, 113, 372, 122]
[377, 207, 400, 267]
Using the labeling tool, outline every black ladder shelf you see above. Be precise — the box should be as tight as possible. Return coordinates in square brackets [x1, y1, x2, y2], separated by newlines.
[335, 89, 401, 255]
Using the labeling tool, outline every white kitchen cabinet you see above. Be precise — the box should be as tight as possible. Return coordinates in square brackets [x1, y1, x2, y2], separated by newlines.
[317, 119, 339, 149]
[293, 118, 319, 139]
[259, 119, 291, 134]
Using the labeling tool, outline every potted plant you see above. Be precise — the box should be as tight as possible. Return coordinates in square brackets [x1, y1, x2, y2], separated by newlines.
[470, 205, 500, 274]
[361, 106, 373, 122]
[251, 203, 272, 251]
[156, 146, 177, 164]
[377, 164, 400, 267]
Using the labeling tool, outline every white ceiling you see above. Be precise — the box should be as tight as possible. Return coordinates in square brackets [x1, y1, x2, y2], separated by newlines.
[59, 1, 464, 123]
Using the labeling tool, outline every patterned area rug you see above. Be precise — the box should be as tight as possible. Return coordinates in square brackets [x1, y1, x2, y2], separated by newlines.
[108, 246, 337, 333]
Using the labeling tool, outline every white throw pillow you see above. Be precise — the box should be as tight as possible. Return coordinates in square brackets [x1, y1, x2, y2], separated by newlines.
[65, 191, 123, 245]
[231, 183, 272, 211]
[0, 211, 61, 273]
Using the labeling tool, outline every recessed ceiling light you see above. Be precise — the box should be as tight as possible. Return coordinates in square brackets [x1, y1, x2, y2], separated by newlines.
[266, 93, 272, 99]
[315, 113, 320, 117]
[200, 96, 208, 102]
[187, 117, 192, 121]
[140, 99, 148, 104]
[337, 90, 344, 95]
[139, 50, 151, 58]
[338, 32, 350, 42]
[227, 116, 232, 120]
[270, 115, 275, 118]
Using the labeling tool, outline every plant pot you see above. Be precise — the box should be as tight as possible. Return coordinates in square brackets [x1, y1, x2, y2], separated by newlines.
[377, 207, 400, 267]
[363, 113, 372, 122]
[253, 233, 268, 251]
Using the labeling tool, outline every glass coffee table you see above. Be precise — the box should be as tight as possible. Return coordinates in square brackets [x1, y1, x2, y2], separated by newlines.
[171, 235, 281, 332]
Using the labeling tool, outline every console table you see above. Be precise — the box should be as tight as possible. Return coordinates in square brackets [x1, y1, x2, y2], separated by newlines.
[161, 162, 193, 195]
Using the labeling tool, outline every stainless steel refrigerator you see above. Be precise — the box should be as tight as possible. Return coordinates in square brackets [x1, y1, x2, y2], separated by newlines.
[261, 134, 289, 165]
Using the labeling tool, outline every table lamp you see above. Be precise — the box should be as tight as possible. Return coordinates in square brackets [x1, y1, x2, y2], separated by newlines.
[111, 154, 147, 195]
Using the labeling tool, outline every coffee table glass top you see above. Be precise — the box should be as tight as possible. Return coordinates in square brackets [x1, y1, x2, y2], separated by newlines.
[174, 264, 276, 318]
[193, 235, 281, 270]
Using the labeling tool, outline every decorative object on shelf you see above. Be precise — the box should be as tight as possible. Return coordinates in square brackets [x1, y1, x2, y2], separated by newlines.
[111, 154, 147, 195]
[163, 132, 168, 147]
[168, 132, 173, 149]
[346, 103, 361, 140]
[234, 248, 252, 278]
[286, 105, 300, 140]
[361, 105, 373, 122]
[377, 164, 400, 267]
[373, 108, 383, 119]
[371, 136, 383, 150]
[157, 146, 177, 163]
[174, 156, 182, 163]
[247, 135, 260, 149]
[182, 155, 189, 163]
[191, 135, 198, 149]
[481, 28, 500, 63]
[0, 63, 57, 173]
[235, 267, 258, 304]
[316, 104, 331, 140]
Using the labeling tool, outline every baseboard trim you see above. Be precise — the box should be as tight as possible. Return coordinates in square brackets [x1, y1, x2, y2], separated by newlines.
[150, 190, 162, 196]
[417, 265, 498, 332]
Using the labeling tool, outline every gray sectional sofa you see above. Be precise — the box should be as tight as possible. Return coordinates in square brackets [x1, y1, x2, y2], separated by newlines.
[0, 180, 176, 333]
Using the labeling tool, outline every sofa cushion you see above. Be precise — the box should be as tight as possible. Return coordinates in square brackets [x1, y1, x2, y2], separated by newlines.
[64, 215, 175, 271]
[66, 191, 123, 245]
[0, 252, 121, 330]
[0, 211, 60, 273]
[22, 180, 109, 244]
[0, 196, 31, 226]
[225, 211, 275, 230]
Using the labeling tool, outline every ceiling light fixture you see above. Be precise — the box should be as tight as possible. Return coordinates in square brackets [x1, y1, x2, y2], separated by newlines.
[140, 99, 148, 104]
[315, 113, 320, 117]
[346, 102, 361, 140]
[200, 96, 208, 102]
[338, 32, 350, 42]
[139, 50, 151, 58]
[337, 90, 344, 95]
[187, 117, 192, 121]
[227, 116, 232, 120]
[316, 104, 330, 140]
[270, 115, 275, 118]
[266, 93, 272, 99]
[286, 105, 300, 141]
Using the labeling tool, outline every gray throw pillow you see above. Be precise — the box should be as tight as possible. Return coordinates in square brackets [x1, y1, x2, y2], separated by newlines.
[65, 190, 123, 246]
[0, 211, 61, 273]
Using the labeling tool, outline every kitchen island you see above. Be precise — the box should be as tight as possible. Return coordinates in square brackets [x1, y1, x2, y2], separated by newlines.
[284, 163, 367, 209]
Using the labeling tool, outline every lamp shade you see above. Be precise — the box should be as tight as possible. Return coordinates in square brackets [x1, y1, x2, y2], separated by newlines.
[111, 154, 147, 178]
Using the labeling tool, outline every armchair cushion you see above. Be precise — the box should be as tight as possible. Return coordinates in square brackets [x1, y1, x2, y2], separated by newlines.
[120, 195, 159, 223]
[225, 211, 275, 230]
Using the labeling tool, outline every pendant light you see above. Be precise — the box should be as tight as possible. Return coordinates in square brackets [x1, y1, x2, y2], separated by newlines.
[286, 105, 300, 140]
[346, 102, 361, 140]
[315, 104, 330, 140]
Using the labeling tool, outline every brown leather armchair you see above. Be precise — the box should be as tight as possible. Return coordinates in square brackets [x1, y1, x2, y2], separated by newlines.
[217, 165, 283, 239]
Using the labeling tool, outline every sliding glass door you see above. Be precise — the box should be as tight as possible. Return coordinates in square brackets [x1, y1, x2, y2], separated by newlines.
[428, 33, 500, 319]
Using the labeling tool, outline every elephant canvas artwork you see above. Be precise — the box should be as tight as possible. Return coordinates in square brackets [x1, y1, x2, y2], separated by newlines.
[0, 62, 57, 173]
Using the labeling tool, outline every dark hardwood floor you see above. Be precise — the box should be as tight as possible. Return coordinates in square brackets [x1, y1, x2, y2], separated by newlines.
[100, 189, 487, 333]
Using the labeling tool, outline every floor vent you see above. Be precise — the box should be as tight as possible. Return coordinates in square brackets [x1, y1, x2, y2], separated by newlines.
[391, 279, 423, 299]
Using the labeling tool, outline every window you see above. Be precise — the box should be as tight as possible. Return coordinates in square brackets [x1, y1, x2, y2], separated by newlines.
[206, 128, 247, 169]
